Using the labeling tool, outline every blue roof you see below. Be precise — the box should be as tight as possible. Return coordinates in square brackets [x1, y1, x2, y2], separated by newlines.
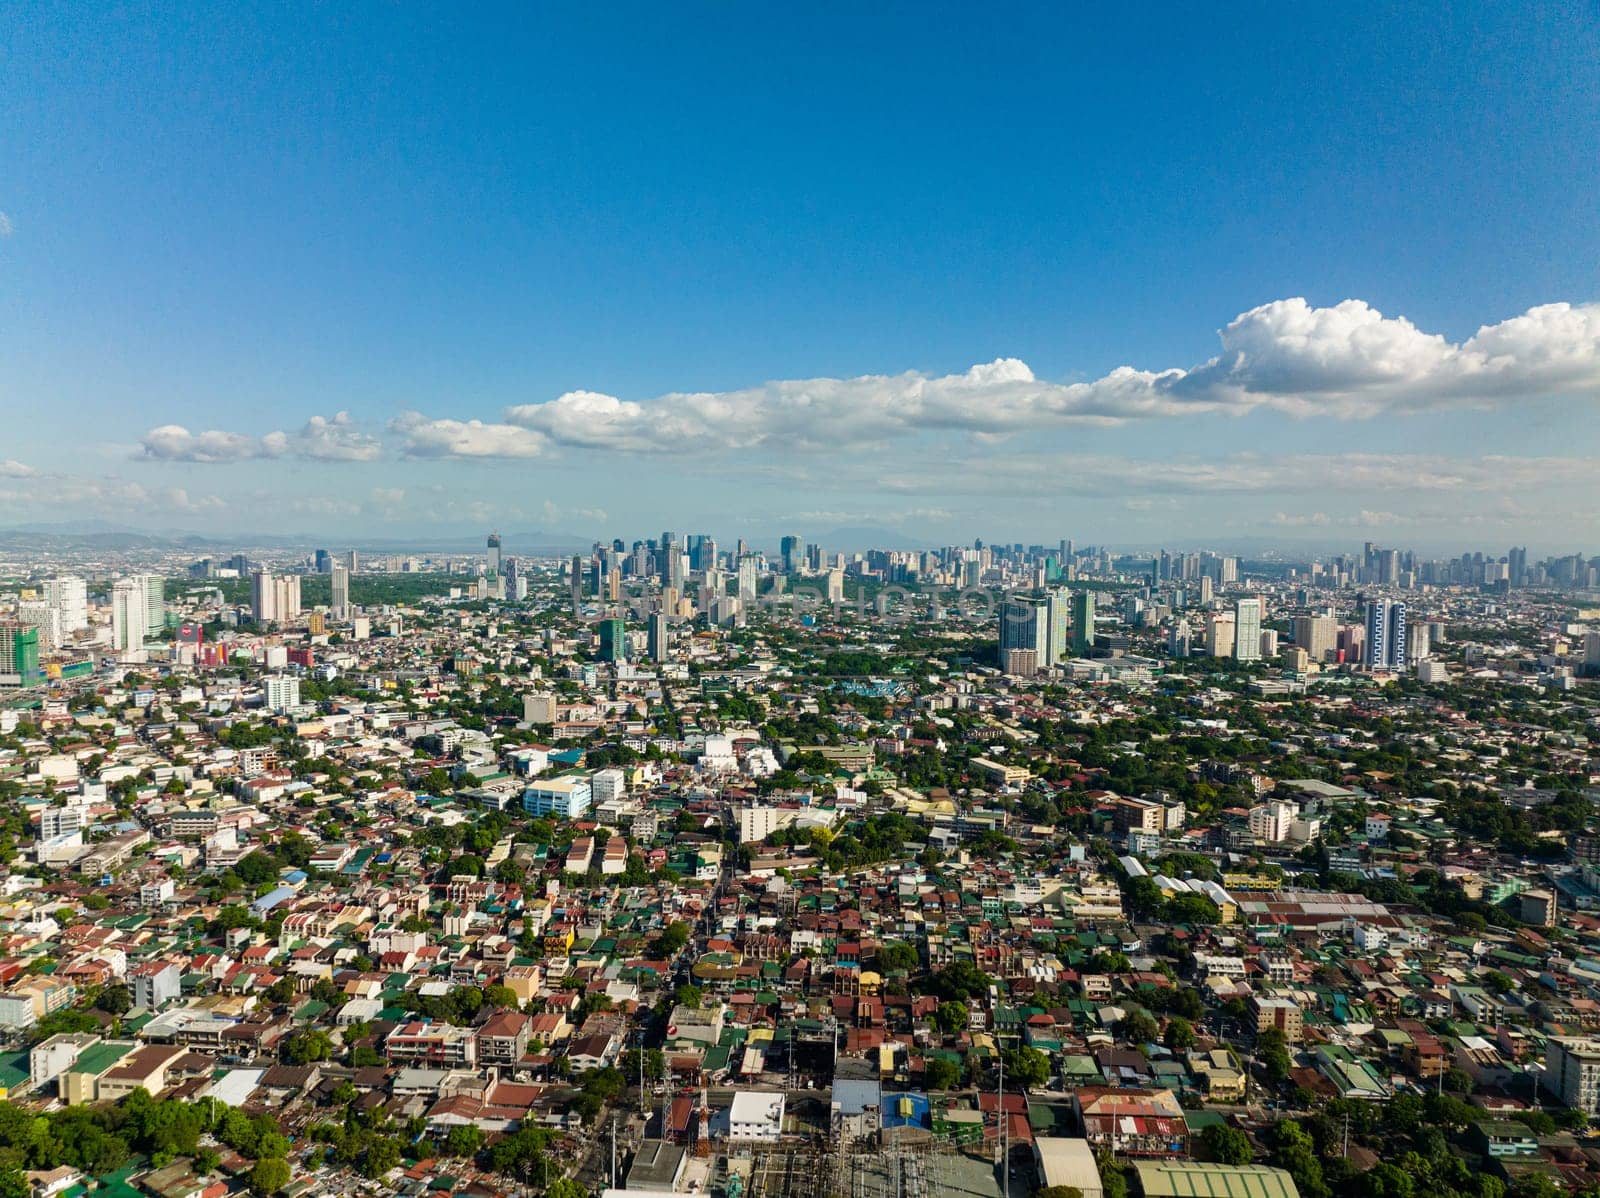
[252, 885, 298, 914]
[832, 1078, 882, 1116]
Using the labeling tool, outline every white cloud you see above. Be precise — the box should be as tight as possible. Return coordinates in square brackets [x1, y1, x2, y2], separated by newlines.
[868, 451, 1595, 499]
[0, 459, 37, 478]
[0, 212, 12, 237]
[0, 474, 225, 515]
[537, 500, 608, 525]
[471, 298, 1600, 453]
[124, 297, 1600, 464]
[389, 413, 550, 459]
[141, 411, 380, 462]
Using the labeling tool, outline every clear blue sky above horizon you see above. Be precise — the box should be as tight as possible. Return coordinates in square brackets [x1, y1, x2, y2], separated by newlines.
[3, 3, 1599, 553]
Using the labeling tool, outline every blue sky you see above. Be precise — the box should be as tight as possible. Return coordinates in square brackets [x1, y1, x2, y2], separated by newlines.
[3, 3, 1599, 552]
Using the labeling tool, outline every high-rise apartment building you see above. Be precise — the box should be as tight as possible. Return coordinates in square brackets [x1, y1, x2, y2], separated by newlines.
[330, 565, 350, 619]
[999, 597, 1049, 666]
[265, 675, 301, 713]
[1547, 1038, 1600, 1115]
[1292, 614, 1337, 661]
[598, 618, 627, 663]
[0, 623, 41, 687]
[250, 570, 276, 625]
[1205, 612, 1236, 657]
[1071, 589, 1096, 656]
[1233, 597, 1263, 661]
[648, 612, 669, 662]
[44, 576, 88, 633]
[248, 572, 300, 626]
[142, 575, 166, 636]
[1364, 600, 1408, 672]
[111, 578, 147, 653]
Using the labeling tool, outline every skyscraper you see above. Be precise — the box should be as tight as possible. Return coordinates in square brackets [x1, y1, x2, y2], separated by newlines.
[1071, 589, 1096, 656]
[1233, 597, 1263, 661]
[314, 548, 332, 573]
[598, 617, 627, 663]
[648, 612, 669, 662]
[111, 578, 147, 652]
[0, 623, 40, 686]
[998, 597, 1049, 668]
[250, 570, 277, 625]
[1291, 614, 1337, 661]
[330, 565, 350, 620]
[487, 531, 502, 577]
[780, 535, 802, 573]
[142, 574, 166, 636]
[44, 576, 88, 633]
[1044, 587, 1071, 667]
[1508, 546, 1528, 587]
[1364, 600, 1408, 672]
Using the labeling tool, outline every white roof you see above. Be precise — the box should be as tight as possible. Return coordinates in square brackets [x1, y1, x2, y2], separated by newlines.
[1034, 1137, 1102, 1190]
[205, 1067, 265, 1108]
[728, 1090, 785, 1124]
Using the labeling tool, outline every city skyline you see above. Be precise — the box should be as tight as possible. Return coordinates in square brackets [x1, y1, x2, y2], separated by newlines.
[4, 6, 1599, 544]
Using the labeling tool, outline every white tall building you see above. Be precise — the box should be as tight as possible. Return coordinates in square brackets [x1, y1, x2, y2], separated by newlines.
[18, 603, 62, 651]
[331, 565, 350, 619]
[250, 570, 277, 625]
[264, 675, 301, 712]
[1233, 597, 1263, 661]
[1205, 612, 1235, 657]
[44, 577, 88, 633]
[110, 578, 147, 654]
[1547, 1037, 1600, 1115]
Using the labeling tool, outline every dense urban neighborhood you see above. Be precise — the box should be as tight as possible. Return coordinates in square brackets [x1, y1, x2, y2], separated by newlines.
[0, 533, 1598, 1198]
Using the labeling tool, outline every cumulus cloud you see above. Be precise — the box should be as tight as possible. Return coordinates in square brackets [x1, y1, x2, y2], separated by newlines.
[0, 459, 37, 478]
[127, 297, 1600, 464]
[446, 298, 1600, 455]
[0, 212, 13, 237]
[389, 413, 550, 459]
[141, 412, 379, 462]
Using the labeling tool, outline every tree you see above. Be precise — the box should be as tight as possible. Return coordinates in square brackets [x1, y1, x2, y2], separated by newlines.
[1257, 1028, 1292, 1083]
[1001, 1046, 1051, 1090]
[934, 1000, 969, 1036]
[877, 941, 919, 972]
[672, 984, 703, 1010]
[249, 1158, 291, 1196]
[361, 1136, 402, 1178]
[546, 1181, 589, 1198]
[282, 1029, 332, 1064]
[444, 1124, 483, 1157]
[483, 984, 520, 1009]
[924, 1058, 961, 1089]
[658, 921, 691, 955]
[1118, 1010, 1159, 1046]
[95, 984, 132, 1015]
[1034, 1188, 1084, 1198]
[1163, 1017, 1195, 1053]
[1198, 1123, 1252, 1165]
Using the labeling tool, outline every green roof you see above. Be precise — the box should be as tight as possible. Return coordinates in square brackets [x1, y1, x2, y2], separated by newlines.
[0, 1051, 29, 1091]
[72, 1040, 135, 1076]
